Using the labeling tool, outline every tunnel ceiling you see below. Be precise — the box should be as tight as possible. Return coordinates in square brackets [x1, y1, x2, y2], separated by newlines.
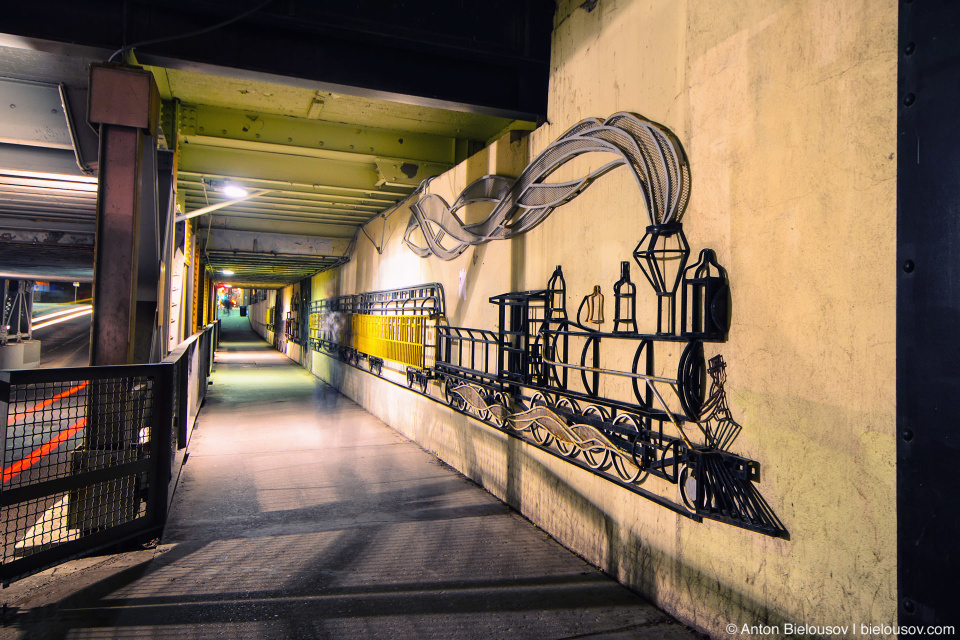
[153, 65, 534, 288]
[0, 0, 553, 288]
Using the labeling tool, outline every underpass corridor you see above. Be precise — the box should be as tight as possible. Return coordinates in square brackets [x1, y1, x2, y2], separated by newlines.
[0, 315, 701, 640]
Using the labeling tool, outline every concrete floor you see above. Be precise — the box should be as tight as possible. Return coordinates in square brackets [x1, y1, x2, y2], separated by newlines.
[0, 316, 705, 639]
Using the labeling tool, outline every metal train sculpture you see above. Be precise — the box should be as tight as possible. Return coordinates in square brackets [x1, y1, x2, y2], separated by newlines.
[305, 113, 786, 538]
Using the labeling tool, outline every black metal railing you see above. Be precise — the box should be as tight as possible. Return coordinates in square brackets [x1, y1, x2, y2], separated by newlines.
[436, 326, 501, 386]
[0, 321, 219, 584]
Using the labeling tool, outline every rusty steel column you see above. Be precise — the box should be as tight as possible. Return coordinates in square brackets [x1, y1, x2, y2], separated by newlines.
[88, 64, 160, 366]
[71, 65, 160, 535]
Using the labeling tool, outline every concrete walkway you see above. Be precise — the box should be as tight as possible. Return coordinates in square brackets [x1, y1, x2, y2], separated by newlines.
[1, 316, 703, 639]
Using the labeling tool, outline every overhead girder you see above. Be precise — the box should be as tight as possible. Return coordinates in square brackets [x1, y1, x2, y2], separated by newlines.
[174, 171, 407, 202]
[202, 215, 363, 240]
[0, 144, 89, 177]
[177, 103, 461, 166]
[0, 78, 74, 149]
[204, 250, 346, 288]
[203, 229, 342, 256]
[178, 144, 398, 193]
[0, 243, 94, 282]
[180, 191, 395, 213]
[177, 136, 448, 193]
[202, 230, 350, 288]
[182, 194, 384, 217]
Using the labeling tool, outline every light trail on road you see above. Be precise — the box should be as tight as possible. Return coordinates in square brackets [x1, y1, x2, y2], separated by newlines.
[2, 417, 87, 484]
[32, 307, 92, 331]
[31, 305, 93, 325]
[6, 381, 88, 426]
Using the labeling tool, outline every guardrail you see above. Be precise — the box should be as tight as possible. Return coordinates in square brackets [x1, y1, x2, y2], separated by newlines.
[0, 321, 219, 584]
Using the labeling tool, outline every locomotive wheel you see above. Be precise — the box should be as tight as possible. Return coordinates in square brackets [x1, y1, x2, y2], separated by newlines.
[677, 341, 706, 420]
[529, 393, 554, 446]
[406, 372, 426, 393]
[530, 391, 552, 408]
[444, 380, 465, 411]
[490, 391, 508, 427]
[611, 414, 648, 484]
[554, 397, 580, 458]
[475, 389, 492, 422]
[678, 464, 698, 512]
[579, 405, 610, 470]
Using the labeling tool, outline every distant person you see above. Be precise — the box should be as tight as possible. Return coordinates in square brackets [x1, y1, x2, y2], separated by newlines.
[313, 379, 339, 420]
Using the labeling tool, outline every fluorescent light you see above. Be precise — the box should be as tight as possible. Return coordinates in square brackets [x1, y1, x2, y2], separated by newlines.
[221, 184, 248, 198]
[0, 169, 98, 185]
[222, 270, 234, 275]
[32, 308, 92, 330]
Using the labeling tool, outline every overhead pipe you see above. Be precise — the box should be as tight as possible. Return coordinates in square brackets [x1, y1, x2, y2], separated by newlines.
[174, 189, 274, 223]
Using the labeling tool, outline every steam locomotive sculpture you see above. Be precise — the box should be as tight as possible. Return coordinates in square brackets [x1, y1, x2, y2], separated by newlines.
[307, 113, 785, 538]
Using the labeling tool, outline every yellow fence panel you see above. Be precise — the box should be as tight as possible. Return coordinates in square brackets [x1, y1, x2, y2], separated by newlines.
[352, 314, 427, 368]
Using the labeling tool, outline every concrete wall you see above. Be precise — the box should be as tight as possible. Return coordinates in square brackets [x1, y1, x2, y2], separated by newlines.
[248, 289, 277, 344]
[287, 2, 898, 637]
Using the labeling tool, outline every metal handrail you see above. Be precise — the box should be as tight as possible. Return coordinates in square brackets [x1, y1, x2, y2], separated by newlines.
[0, 321, 220, 584]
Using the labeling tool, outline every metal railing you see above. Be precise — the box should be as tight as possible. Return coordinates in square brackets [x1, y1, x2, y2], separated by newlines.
[0, 321, 219, 584]
[353, 314, 429, 369]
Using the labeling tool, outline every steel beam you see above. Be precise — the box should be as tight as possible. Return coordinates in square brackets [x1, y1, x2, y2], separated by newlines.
[89, 126, 142, 365]
[180, 135, 451, 185]
[174, 170, 406, 200]
[0, 78, 73, 149]
[898, 0, 960, 632]
[179, 103, 458, 165]
[199, 216, 360, 240]
[0, 144, 90, 177]
[88, 63, 160, 366]
[181, 198, 381, 220]
[182, 193, 385, 214]
[0, 227, 94, 246]
[203, 230, 336, 256]
[176, 144, 386, 192]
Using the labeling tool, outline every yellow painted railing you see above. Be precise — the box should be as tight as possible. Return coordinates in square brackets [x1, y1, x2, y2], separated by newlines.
[352, 314, 427, 368]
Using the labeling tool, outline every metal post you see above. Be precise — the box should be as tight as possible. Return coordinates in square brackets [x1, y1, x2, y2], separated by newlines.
[150, 362, 175, 530]
[87, 63, 160, 367]
[74, 64, 160, 534]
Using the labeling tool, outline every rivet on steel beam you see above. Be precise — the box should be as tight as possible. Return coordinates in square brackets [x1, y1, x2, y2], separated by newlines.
[902, 429, 914, 442]
[903, 93, 916, 106]
[902, 599, 916, 615]
[903, 259, 915, 273]
[904, 42, 915, 55]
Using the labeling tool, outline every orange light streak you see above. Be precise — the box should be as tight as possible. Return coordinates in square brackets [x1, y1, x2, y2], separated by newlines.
[2, 417, 87, 484]
[6, 381, 88, 426]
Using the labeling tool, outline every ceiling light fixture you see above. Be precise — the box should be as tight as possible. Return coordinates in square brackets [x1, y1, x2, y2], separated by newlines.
[220, 184, 248, 199]
[222, 270, 235, 275]
[176, 185, 272, 223]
